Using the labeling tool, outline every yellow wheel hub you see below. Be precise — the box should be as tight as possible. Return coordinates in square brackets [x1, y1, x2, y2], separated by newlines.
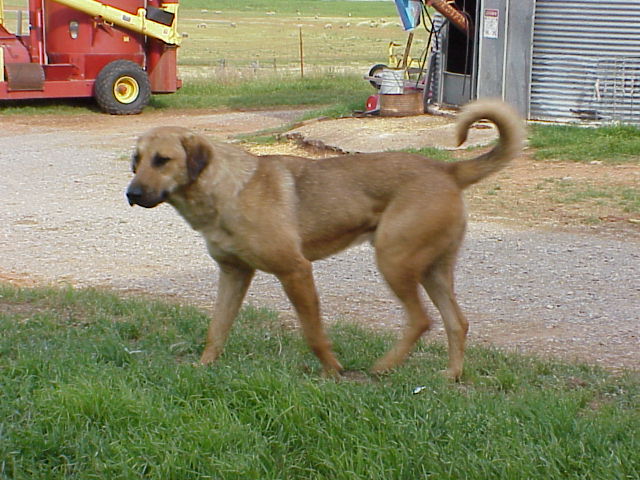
[113, 76, 139, 104]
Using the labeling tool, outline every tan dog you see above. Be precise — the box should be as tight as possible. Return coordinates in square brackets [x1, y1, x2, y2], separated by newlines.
[126, 99, 524, 380]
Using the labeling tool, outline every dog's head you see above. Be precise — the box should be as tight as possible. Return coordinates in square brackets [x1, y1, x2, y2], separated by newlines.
[126, 127, 211, 208]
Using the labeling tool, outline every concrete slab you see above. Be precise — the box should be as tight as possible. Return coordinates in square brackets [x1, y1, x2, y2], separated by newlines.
[284, 113, 499, 154]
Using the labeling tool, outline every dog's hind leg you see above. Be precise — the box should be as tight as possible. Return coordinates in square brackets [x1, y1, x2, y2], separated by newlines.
[370, 189, 466, 374]
[200, 263, 255, 364]
[421, 255, 468, 381]
[371, 247, 434, 374]
[276, 260, 344, 376]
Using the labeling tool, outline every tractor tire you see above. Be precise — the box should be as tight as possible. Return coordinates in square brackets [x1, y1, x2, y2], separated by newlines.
[368, 63, 387, 90]
[94, 60, 151, 115]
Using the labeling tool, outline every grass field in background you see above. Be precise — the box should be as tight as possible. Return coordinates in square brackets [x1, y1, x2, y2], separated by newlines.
[535, 178, 640, 216]
[530, 124, 640, 164]
[0, 74, 373, 117]
[180, 0, 397, 17]
[2, 0, 404, 72]
[1, 284, 639, 479]
[150, 74, 371, 113]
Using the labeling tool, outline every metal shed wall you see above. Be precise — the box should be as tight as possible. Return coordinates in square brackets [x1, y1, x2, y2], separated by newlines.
[531, 0, 640, 123]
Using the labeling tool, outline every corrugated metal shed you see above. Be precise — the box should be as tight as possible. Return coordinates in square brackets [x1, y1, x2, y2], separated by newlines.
[531, 0, 640, 123]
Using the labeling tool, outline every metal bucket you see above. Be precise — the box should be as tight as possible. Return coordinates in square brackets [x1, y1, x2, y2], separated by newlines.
[380, 68, 404, 95]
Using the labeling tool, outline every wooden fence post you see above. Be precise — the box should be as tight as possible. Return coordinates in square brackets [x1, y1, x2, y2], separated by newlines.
[299, 26, 304, 79]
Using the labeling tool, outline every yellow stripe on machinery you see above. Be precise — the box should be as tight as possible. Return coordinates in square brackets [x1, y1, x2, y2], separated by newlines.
[50, 0, 181, 45]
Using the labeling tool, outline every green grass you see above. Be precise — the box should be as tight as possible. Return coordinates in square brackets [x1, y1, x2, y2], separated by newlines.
[530, 123, 640, 164]
[4, 0, 397, 17]
[1, 284, 638, 479]
[150, 74, 371, 111]
[180, 0, 397, 17]
[0, 74, 371, 116]
[536, 178, 640, 214]
[0, 98, 99, 115]
[559, 187, 640, 214]
[405, 147, 456, 162]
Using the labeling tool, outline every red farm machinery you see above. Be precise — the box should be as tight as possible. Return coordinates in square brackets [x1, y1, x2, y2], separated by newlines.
[0, 0, 181, 114]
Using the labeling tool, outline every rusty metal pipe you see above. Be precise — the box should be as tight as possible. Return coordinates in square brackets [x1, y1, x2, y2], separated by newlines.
[426, 0, 472, 36]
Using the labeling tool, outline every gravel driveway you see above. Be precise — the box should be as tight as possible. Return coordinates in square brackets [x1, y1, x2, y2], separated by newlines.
[1, 110, 638, 371]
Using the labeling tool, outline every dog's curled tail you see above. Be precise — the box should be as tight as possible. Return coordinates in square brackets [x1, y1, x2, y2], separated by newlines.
[448, 99, 525, 189]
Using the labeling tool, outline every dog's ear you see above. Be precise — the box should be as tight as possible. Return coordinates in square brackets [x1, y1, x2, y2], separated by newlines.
[181, 132, 212, 182]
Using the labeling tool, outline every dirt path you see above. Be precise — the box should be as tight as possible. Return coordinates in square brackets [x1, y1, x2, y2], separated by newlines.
[1, 109, 638, 372]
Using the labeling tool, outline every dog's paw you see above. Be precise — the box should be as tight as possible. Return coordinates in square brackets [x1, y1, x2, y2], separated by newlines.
[321, 364, 345, 379]
[199, 348, 221, 365]
[441, 368, 462, 382]
[370, 357, 396, 374]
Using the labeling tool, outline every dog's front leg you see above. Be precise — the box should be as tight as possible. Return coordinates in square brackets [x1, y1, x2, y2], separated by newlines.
[200, 263, 255, 364]
[277, 262, 343, 376]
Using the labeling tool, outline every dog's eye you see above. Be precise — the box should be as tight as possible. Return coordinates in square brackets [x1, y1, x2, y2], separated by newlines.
[152, 154, 171, 168]
[131, 152, 140, 173]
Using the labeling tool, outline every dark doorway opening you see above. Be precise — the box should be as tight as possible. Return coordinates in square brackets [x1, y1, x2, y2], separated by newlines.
[444, 0, 477, 74]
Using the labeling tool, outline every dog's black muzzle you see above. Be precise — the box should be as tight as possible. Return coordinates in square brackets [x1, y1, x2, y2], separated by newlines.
[126, 183, 167, 208]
